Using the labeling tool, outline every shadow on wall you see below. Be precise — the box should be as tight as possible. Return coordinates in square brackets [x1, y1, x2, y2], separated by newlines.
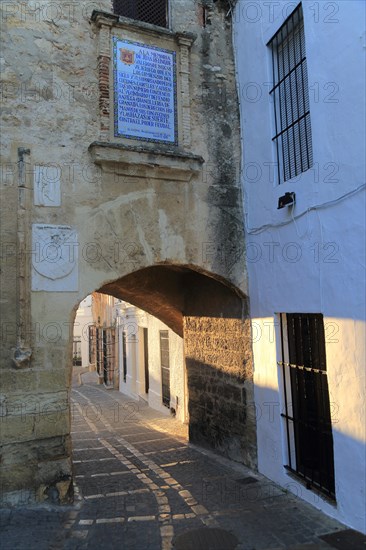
[186, 357, 257, 470]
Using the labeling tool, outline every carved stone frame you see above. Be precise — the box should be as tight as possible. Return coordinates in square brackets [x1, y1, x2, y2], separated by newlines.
[91, 11, 196, 150]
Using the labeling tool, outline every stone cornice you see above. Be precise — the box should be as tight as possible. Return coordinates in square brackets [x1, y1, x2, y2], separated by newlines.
[89, 142, 204, 182]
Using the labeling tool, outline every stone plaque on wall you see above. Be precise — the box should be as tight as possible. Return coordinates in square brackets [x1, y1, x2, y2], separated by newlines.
[31, 224, 78, 291]
[34, 164, 61, 206]
[113, 38, 177, 144]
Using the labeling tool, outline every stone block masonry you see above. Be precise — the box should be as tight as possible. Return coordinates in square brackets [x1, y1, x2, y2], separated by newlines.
[0, 0, 254, 504]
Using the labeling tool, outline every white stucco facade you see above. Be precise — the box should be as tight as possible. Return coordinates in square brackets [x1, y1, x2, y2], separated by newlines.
[233, 0, 366, 533]
[73, 295, 93, 368]
[116, 302, 186, 424]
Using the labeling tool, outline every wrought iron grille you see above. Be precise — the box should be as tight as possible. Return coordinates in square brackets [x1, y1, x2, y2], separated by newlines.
[122, 330, 127, 383]
[268, 3, 313, 183]
[113, 0, 168, 28]
[96, 327, 116, 386]
[279, 313, 335, 499]
[88, 324, 96, 365]
[96, 327, 102, 375]
[102, 327, 116, 386]
[159, 330, 170, 407]
[143, 327, 149, 393]
[72, 339, 82, 366]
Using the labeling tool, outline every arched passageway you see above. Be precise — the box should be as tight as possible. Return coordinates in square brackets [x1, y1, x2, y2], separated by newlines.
[93, 265, 257, 469]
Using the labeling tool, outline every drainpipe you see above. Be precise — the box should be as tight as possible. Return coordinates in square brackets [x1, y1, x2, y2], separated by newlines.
[12, 147, 32, 368]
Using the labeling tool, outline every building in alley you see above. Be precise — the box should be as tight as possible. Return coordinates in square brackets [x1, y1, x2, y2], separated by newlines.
[233, 0, 365, 534]
[76, 294, 186, 422]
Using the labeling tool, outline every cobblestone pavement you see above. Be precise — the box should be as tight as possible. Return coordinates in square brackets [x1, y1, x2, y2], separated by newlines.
[1, 376, 363, 550]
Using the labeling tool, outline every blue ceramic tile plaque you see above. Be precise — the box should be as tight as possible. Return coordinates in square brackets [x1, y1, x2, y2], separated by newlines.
[113, 38, 177, 145]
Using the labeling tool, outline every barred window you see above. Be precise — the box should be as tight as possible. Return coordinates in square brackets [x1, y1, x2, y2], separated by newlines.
[160, 330, 170, 407]
[279, 313, 335, 499]
[72, 338, 82, 366]
[113, 0, 169, 28]
[88, 324, 96, 365]
[268, 3, 313, 183]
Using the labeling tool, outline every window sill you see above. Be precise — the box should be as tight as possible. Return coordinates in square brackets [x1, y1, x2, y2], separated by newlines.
[284, 466, 337, 507]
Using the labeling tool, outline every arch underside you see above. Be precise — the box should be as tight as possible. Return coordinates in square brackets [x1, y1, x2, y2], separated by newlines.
[99, 265, 247, 337]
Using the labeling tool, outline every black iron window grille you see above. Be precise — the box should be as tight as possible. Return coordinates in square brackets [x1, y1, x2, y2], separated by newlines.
[96, 327, 102, 375]
[143, 327, 149, 394]
[72, 338, 82, 366]
[96, 327, 116, 386]
[88, 324, 96, 365]
[113, 0, 168, 28]
[102, 327, 116, 386]
[268, 3, 313, 183]
[159, 330, 171, 407]
[279, 313, 335, 499]
[122, 330, 127, 383]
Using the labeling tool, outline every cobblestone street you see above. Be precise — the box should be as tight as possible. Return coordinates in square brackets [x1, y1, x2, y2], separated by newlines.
[1, 376, 364, 549]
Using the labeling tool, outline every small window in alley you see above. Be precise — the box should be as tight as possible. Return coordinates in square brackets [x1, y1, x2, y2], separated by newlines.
[160, 330, 171, 407]
[113, 0, 169, 28]
[268, 3, 313, 183]
[72, 338, 82, 366]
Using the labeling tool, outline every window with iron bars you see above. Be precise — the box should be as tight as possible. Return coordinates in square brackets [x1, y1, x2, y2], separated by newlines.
[278, 313, 335, 499]
[88, 325, 96, 365]
[268, 3, 313, 183]
[113, 0, 169, 28]
[160, 330, 170, 407]
[72, 338, 82, 366]
[122, 330, 127, 383]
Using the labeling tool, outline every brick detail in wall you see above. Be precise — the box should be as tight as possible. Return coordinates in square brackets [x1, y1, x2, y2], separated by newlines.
[96, 21, 112, 142]
[177, 38, 192, 147]
[98, 54, 111, 141]
[98, 56, 110, 111]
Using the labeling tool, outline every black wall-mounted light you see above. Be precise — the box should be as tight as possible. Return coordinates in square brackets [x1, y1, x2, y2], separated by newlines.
[278, 192, 295, 209]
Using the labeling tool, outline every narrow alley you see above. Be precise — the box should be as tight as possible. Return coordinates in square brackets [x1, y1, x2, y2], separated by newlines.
[1, 374, 361, 550]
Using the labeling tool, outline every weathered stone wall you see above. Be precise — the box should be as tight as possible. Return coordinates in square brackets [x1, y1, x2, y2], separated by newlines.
[0, 0, 255, 505]
[183, 269, 256, 468]
[185, 316, 257, 468]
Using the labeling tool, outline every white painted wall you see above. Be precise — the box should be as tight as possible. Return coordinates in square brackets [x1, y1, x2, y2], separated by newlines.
[145, 314, 186, 423]
[233, 0, 366, 533]
[116, 302, 186, 423]
[73, 295, 93, 368]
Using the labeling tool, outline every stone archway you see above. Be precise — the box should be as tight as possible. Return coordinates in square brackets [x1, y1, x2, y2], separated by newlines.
[1, 259, 256, 507]
[0, 0, 255, 509]
[98, 265, 257, 469]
